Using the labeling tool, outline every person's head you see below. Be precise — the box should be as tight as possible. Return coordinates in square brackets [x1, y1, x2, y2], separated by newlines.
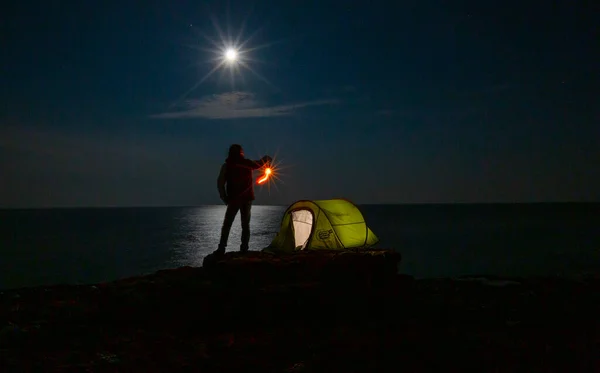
[228, 144, 244, 159]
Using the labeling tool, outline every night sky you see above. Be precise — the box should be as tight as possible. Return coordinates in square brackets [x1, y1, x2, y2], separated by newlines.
[2, 1, 598, 208]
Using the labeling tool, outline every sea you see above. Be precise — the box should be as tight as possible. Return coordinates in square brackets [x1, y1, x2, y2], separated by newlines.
[1, 203, 599, 290]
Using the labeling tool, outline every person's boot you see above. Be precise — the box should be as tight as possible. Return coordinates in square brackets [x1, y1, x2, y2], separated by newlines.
[213, 245, 226, 256]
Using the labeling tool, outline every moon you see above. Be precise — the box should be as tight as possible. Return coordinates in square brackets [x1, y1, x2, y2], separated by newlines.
[224, 48, 238, 62]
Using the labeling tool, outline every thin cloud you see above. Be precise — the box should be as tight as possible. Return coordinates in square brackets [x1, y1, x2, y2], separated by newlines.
[149, 91, 340, 120]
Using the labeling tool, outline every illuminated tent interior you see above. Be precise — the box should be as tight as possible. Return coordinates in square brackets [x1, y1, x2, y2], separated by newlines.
[264, 199, 379, 253]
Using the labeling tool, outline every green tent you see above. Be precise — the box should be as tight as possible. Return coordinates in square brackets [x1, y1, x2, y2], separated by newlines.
[264, 198, 380, 253]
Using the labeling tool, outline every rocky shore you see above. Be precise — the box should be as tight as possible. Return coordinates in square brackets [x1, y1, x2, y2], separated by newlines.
[1, 250, 599, 372]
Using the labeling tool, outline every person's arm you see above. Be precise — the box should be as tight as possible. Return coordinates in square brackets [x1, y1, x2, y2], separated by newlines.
[217, 163, 227, 203]
[241, 155, 272, 170]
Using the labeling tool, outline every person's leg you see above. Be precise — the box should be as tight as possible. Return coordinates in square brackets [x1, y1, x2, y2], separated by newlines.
[216, 203, 240, 254]
[239, 201, 252, 252]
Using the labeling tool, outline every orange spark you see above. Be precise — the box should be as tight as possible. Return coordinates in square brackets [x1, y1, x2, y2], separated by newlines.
[257, 167, 272, 184]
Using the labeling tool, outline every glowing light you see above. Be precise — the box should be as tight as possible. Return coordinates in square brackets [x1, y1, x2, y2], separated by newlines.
[257, 167, 272, 184]
[168, 15, 282, 107]
[254, 153, 289, 196]
[225, 48, 238, 62]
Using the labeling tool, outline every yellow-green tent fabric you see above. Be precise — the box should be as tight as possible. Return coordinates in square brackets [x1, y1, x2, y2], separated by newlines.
[264, 199, 379, 253]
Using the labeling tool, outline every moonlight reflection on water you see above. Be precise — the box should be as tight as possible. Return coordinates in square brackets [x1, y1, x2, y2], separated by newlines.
[169, 205, 285, 267]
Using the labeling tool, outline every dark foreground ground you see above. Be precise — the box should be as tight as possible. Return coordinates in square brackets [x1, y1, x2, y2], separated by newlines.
[1, 250, 599, 372]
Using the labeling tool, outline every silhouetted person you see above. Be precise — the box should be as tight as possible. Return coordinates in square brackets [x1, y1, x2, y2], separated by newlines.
[215, 144, 272, 255]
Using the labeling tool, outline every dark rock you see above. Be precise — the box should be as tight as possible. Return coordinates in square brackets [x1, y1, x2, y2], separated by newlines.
[0, 250, 599, 372]
[202, 249, 401, 289]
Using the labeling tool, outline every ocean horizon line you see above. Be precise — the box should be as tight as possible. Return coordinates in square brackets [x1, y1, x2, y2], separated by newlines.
[1, 201, 598, 211]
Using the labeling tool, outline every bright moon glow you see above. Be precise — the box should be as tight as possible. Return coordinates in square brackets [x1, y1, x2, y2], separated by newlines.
[170, 16, 279, 108]
[225, 48, 238, 62]
[257, 167, 272, 184]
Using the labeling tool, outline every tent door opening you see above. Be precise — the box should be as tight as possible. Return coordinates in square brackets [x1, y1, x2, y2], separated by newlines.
[291, 209, 313, 250]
